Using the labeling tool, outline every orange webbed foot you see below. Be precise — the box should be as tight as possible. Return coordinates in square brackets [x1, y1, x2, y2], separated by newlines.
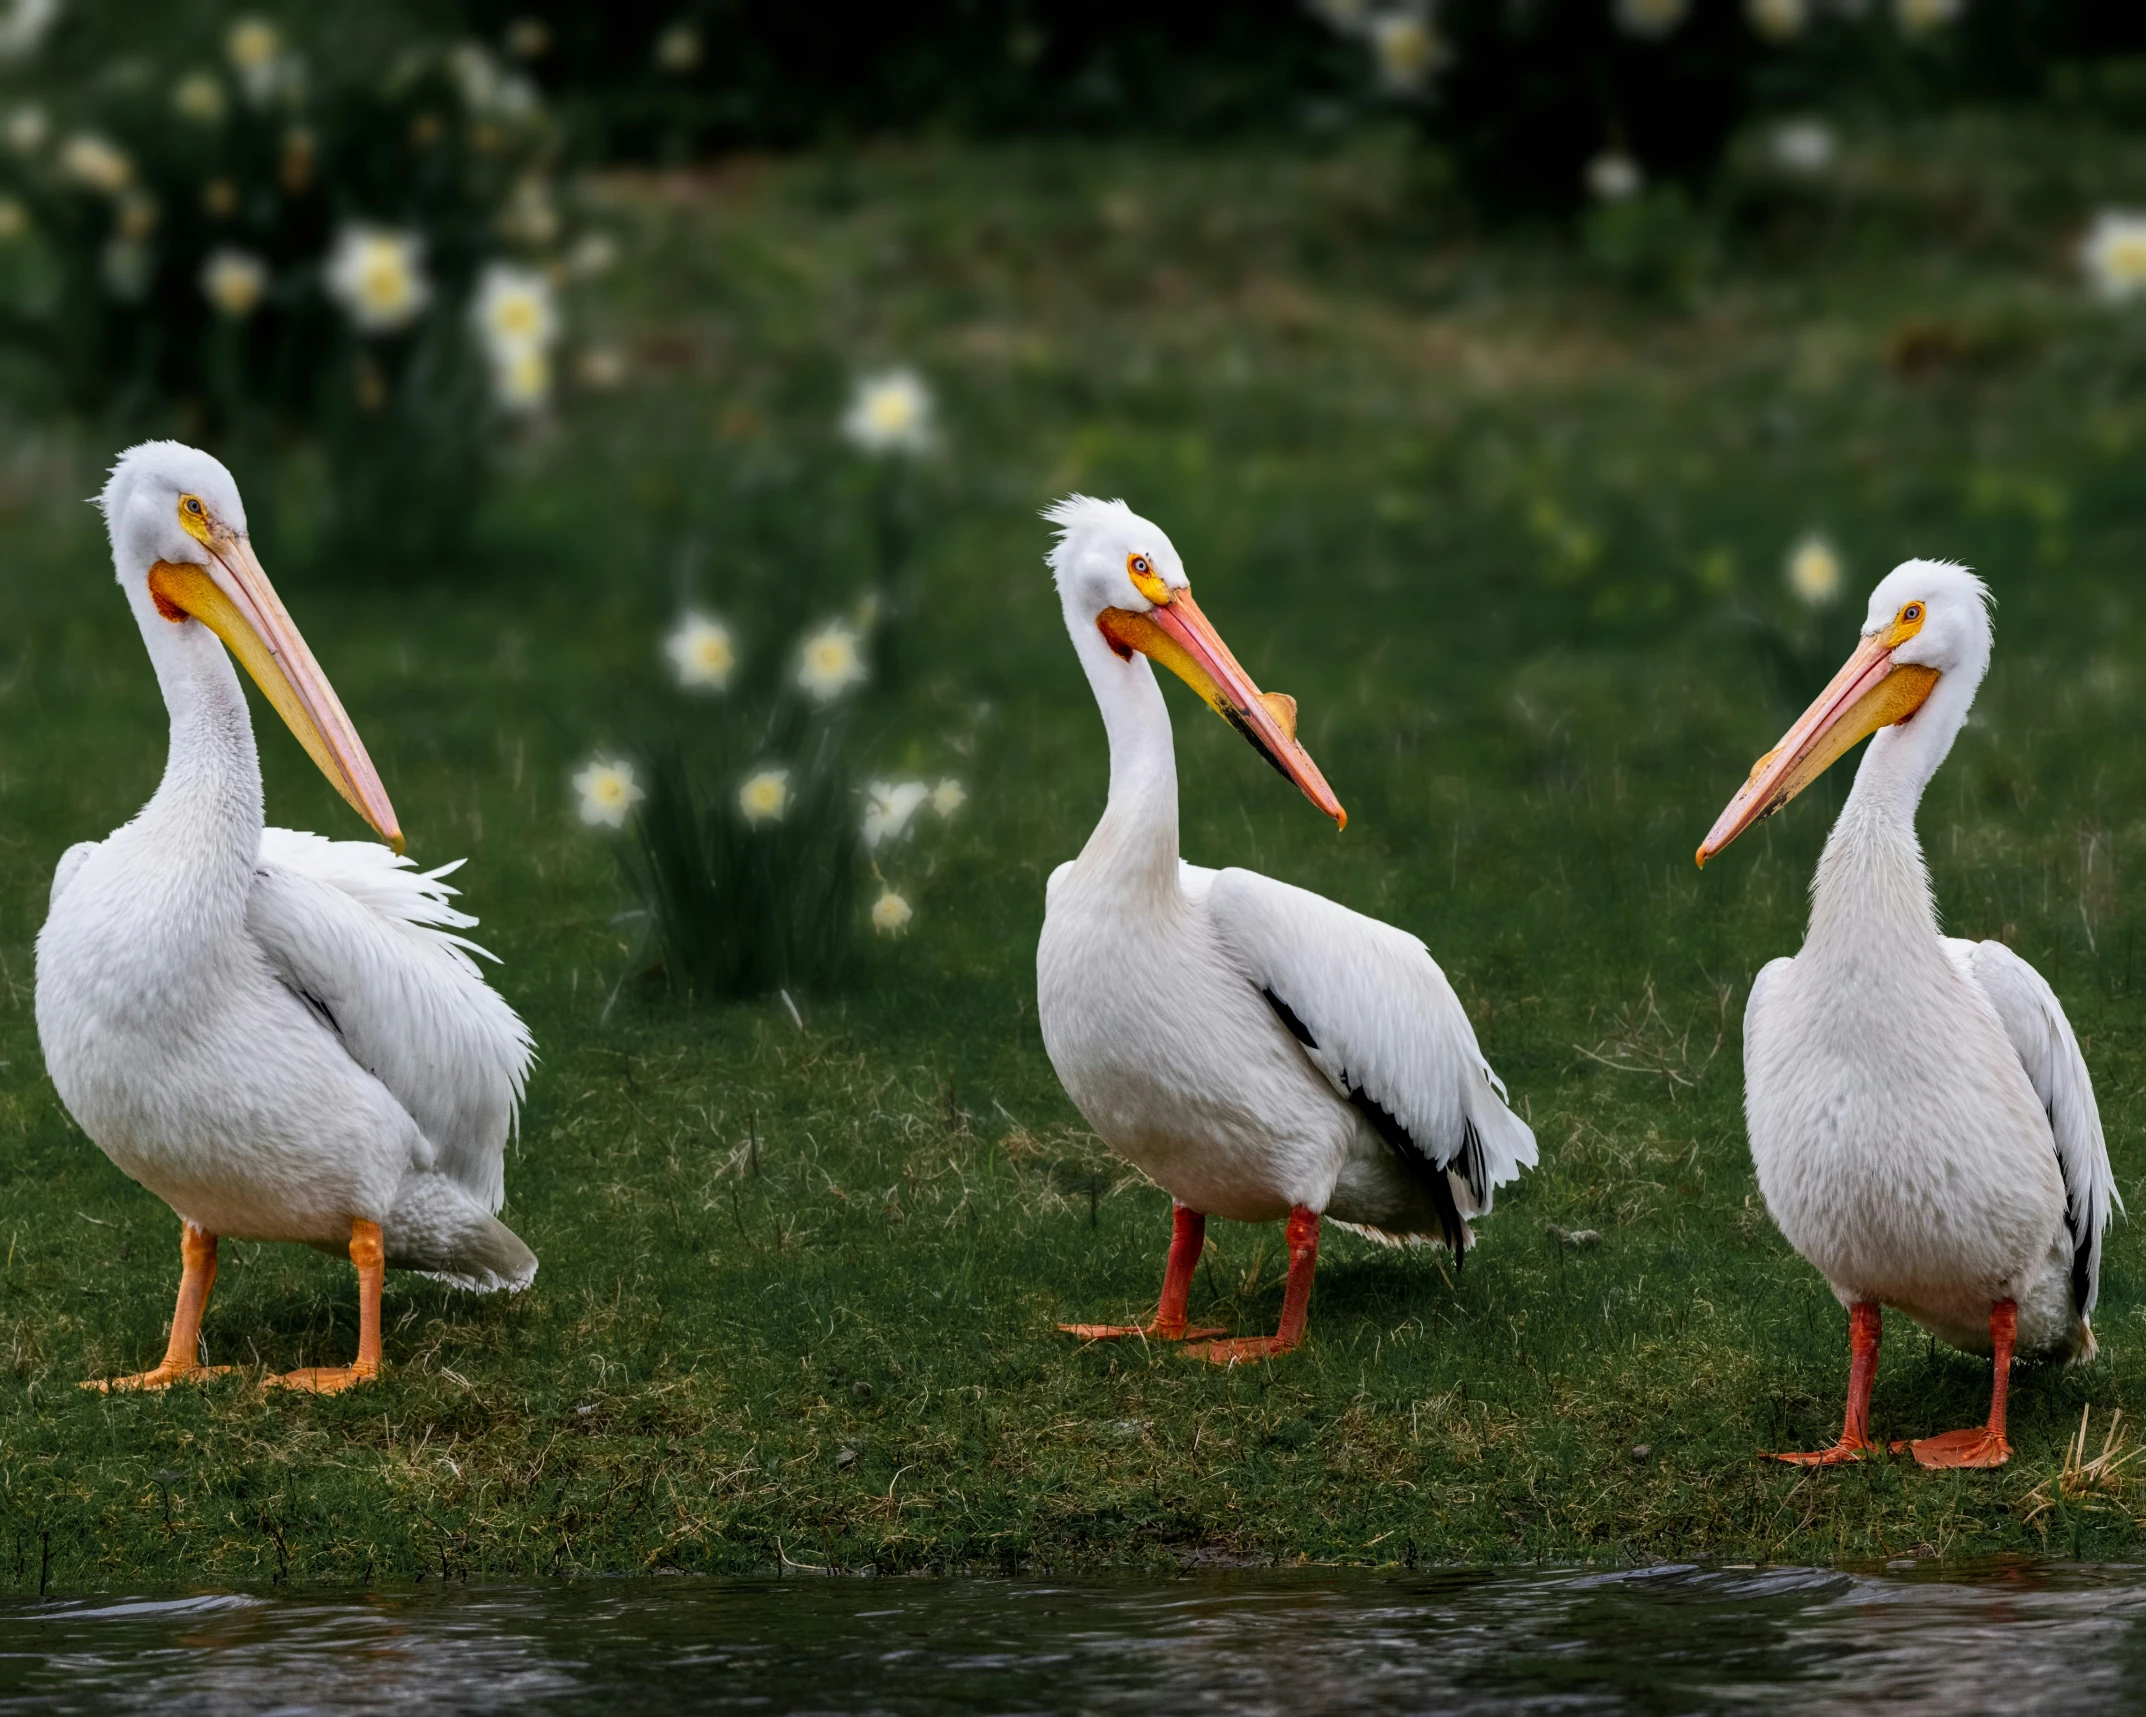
[1184, 1334, 1299, 1366]
[81, 1363, 232, 1393]
[265, 1364, 379, 1396]
[1765, 1438, 1880, 1466]
[1895, 1427, 2010, 1469]
[1058, 1321, 1229, 1342]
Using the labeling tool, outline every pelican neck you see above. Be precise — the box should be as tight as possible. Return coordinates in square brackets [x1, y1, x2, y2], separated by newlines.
[1066, 606, 1181, 895]
[121, 579, 264, 920]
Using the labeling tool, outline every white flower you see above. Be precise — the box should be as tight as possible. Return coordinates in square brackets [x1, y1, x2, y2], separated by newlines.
[653, 20, 702, 71]
[573, 757, 643, 828]
[1309, 0, 1373, 32]
[1747, 0, 1807, 40]
[862, 780, 931, 851]
[1368, 11, 1445, 95]
[796, 621, 868, 703]
[1786, 535, 1842, 608]
[226, 17, 301, 107]
[931, 778, 966, 818]
[4, 102, 45, 152]
[738, 768, 790, 827]
[566, 231, 618, 278]
[870, 887, 913, 936]
[2081, 211, 2146, 304]
[495, 175, 559, 246]
[1769, 118, 1835, 174]
[323, 225, 430, 334]
[1894, 0, 1960, 34]
[576, 345, 627, 389]
[0, 196, 25, 240]
[841, 369, 935, 456]
[663, 612, 737, 691]
[200, 247, 268, 317]
[490, 344, 551, 414]
[58, 132, 131, 195]
[0, 0, 58, 62]
[1614, 0, 1689, 38]
[173, 71, 227, 125]
[472, 261, 558, 356]
[1586, 152, 1643, 201]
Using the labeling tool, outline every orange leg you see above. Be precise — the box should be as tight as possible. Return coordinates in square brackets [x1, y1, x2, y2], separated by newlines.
[266, 1219, 384, 1395]
[1187, 1206, 1320, 1366]
[84, 1221, 232, 1392]
[1769, 1300, 1882, 1464]
[1060, 1204, 1228, 1342]
[1895, 1300, 2015, 1469]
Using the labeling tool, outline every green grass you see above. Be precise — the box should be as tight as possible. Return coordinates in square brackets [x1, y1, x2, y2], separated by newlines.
[9, 114, 2146, 1587]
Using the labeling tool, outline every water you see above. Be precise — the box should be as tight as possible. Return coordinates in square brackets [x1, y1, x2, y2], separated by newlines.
[3, 1562, 2142, 1714]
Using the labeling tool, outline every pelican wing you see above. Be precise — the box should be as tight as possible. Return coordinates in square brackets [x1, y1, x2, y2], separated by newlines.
[247, 828, 534, 1212]
[49, 840, 99, 911]
[1201, 864, 1537, 1221]
[1946, 937, 2120, 1317]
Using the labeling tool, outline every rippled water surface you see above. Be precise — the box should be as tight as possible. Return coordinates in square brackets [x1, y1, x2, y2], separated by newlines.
[4, 1562, 2143, 1713]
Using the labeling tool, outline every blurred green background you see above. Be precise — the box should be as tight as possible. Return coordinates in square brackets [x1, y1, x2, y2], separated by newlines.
[6, 1, 2146, 1585]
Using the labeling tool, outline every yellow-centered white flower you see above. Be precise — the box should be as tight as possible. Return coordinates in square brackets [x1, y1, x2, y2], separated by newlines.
[871, 888, 913, 935]
[663, 612, 737, 691]
[796, 621, 868, 704]
[58, 132, 131, 194]
[173, 71, 227, 125]
[324, 225, 430, 334]
[573, 758, 643, 829]
[2082, 211, 2146, 304]
[201, 248, 269, 318]
[1786, 534, 1842, 608]
[931, 778, 966, 818]
[738, 768, 790, 827]
[841, 369, 935, 455]
[1368, 11, 1444, 94]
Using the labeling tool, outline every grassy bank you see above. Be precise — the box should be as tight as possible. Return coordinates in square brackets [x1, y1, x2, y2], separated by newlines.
[7, 117, 2146, 1586]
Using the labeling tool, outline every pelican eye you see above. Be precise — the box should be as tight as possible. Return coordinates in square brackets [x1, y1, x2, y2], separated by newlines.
[1901, 603, 1922, 622]
[1129, 555, 1151, 577]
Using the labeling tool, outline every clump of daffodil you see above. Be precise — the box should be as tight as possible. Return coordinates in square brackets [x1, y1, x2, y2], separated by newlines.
[573, 757, 643, 829]
[2082, 212, 2146, 304]
[324, 224, 430, 334]
[737, 768, 790, 827]
[870, 887, 913, 936]
[862, 780, 930, 851]
[841, 369, 935, 456]
[796, 620, 869, 704]
[1786, 534, 1842, 608]
[200, 248, 269, 318]
[664, 612, 737, 692]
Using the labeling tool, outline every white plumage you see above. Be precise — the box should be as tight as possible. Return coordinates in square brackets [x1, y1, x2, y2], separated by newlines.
[1036, 497, 1534, 1361]
[34, 442, 535, 1393]
[1703, 559, 2116, 1467]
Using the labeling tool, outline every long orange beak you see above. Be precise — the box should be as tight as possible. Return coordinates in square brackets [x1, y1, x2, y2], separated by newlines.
[1696, 630, 1938, 867]
[1099, 586, 1345, 829]
[148, 540, 403, 852]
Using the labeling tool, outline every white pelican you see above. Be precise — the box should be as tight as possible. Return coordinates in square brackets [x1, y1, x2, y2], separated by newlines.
[1699, 559, 2116, 1467]
[1036, 497, 1537, 1362]
[35, 442, 535, 1395]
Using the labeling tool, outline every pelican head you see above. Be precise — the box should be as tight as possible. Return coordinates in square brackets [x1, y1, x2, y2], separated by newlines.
[1045, 495, 1344, 828]
[1698, 558, 1991, 866]
[100, 441, 402, 852]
